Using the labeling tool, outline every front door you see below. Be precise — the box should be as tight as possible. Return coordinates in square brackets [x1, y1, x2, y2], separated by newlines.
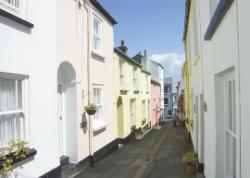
[57, 84, 64, 157]
[224, 73, 238, 178]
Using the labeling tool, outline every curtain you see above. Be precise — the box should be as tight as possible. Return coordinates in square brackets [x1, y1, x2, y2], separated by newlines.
[0, 79, 21, 146]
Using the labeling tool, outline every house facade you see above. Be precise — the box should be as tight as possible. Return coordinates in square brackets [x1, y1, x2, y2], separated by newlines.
[148, 60, 163, 127]
[114, 41, 151, 142]
[183, 0, 250, 177]
[0, 0, 117, 177]
[158, 64, 165, 120]
[57, 0, 117, 168]
[0, 0, 59, 177]
[163, 77, 173, 119]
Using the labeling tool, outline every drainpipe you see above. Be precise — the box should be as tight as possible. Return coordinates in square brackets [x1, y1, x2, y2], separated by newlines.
[83, 0, 94, 167]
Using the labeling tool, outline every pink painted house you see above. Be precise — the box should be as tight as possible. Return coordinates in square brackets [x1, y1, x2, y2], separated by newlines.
[151, 81, 161, 127]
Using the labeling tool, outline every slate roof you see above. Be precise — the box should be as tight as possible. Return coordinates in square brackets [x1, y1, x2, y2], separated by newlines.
[90, 0, 117, 25]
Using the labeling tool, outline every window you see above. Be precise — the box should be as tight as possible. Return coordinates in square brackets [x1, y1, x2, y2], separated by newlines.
[224, 74, 237, 178]
[119, 61, 125, 89]
[0, 0, 20, 11]
[133, 67, 137, 90]
[164, 86, 168, 94]
[164, 98, 169, 105]
[93, 14, 102, 52]
[93, 88, 102, 121]
[0, 77, 25, 147]
[130, 99, 135, 125]
[168, 110, 172, 116]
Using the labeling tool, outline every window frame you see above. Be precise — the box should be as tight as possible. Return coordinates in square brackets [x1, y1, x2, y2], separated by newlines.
[133, 67, 138, 91]
[0, 74, 28, 148]
[92, 13, 103, 53]
[119, 60, 125, 89]
[92, 86, 103, 121]
[0, 0, 21, 14]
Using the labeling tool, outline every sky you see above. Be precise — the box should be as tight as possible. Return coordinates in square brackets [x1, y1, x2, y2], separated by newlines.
[99, 0, 186, 84]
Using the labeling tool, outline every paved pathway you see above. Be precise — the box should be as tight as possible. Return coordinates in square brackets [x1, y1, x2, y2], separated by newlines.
[76, 122, 196, 178]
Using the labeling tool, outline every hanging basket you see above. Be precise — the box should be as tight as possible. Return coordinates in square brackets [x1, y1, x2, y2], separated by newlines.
[85, 104, 97, 115]
[85, 109, 97, 115]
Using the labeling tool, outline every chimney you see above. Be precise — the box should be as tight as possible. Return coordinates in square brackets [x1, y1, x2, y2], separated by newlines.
[144, 49, 147, 58]
[118, 40, 128, 54]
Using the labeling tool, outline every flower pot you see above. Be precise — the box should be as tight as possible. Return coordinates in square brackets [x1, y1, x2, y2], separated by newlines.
[86, 109, 96, 115]
[186, 164, 197, 175]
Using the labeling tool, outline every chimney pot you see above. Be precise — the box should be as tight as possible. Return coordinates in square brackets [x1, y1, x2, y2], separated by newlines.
[121, 40, 125, 46]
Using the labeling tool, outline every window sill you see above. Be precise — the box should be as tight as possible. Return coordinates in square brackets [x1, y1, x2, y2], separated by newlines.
[91, 50, 105, 60]
[204, 0, 234, 40]
[0, 148, 37, 169]
[93, 119, 107, 132]
[0, 8, 34, 28]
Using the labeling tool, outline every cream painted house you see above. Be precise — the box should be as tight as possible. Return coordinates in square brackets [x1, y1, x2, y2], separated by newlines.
[114, 41, 151, 142]
[57, 0, 117, 169]
[183, 0, 250, 177]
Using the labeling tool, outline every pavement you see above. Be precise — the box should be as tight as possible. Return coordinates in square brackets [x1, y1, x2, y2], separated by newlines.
[75, 122, 198, 178]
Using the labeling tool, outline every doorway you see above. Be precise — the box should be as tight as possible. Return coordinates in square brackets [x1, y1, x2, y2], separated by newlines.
[117, 97, 124, 138]
[57, 62, 77, 163]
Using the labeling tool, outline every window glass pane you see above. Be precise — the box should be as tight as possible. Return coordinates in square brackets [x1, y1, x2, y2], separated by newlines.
[18, 80, 22, 110]
[0, 114, 21, 146]
[0, 78, 17, 112]
[2, 0, 20, 8]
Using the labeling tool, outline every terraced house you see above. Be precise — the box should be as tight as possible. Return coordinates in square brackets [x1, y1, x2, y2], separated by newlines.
[114, 41, 151, 143]
[0, 0, 117, 177]
[183, 0, 250, 177]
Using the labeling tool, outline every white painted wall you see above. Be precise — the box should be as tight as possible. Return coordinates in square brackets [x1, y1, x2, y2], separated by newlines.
[89, 5, 116, 153]
[57, 0, 89, 163]
[0, 0, 59, 177]
[187, 0, 250, 177]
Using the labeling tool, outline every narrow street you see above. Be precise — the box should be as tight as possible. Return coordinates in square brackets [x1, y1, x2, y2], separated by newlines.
[76, 122, 195, 178]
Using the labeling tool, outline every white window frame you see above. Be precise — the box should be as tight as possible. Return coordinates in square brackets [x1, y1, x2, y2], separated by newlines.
[92, 86, 103, 121]
[0, 0, 25, 18]
[119, 60, 125, 89]
[92, 13, 102, 53]
[0, 74, 27, 149]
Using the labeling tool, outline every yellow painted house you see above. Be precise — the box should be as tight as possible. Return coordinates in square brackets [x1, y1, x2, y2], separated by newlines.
[113, 41, 151, 142]
[182, 0, 193, 134]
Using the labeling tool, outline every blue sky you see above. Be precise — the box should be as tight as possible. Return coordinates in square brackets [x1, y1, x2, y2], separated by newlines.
[100, 0, 185, 83]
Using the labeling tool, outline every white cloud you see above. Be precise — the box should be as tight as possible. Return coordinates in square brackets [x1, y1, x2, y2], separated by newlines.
[150, 53, 185, 85]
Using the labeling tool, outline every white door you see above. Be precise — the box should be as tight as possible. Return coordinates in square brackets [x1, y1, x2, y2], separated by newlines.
[224, 73, 238, 178]
[57, 84, 64, 157]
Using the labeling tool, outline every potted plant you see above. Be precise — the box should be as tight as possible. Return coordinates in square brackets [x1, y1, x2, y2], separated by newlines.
[182, 150, 198, 175]
[85, 103, 97, 115]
